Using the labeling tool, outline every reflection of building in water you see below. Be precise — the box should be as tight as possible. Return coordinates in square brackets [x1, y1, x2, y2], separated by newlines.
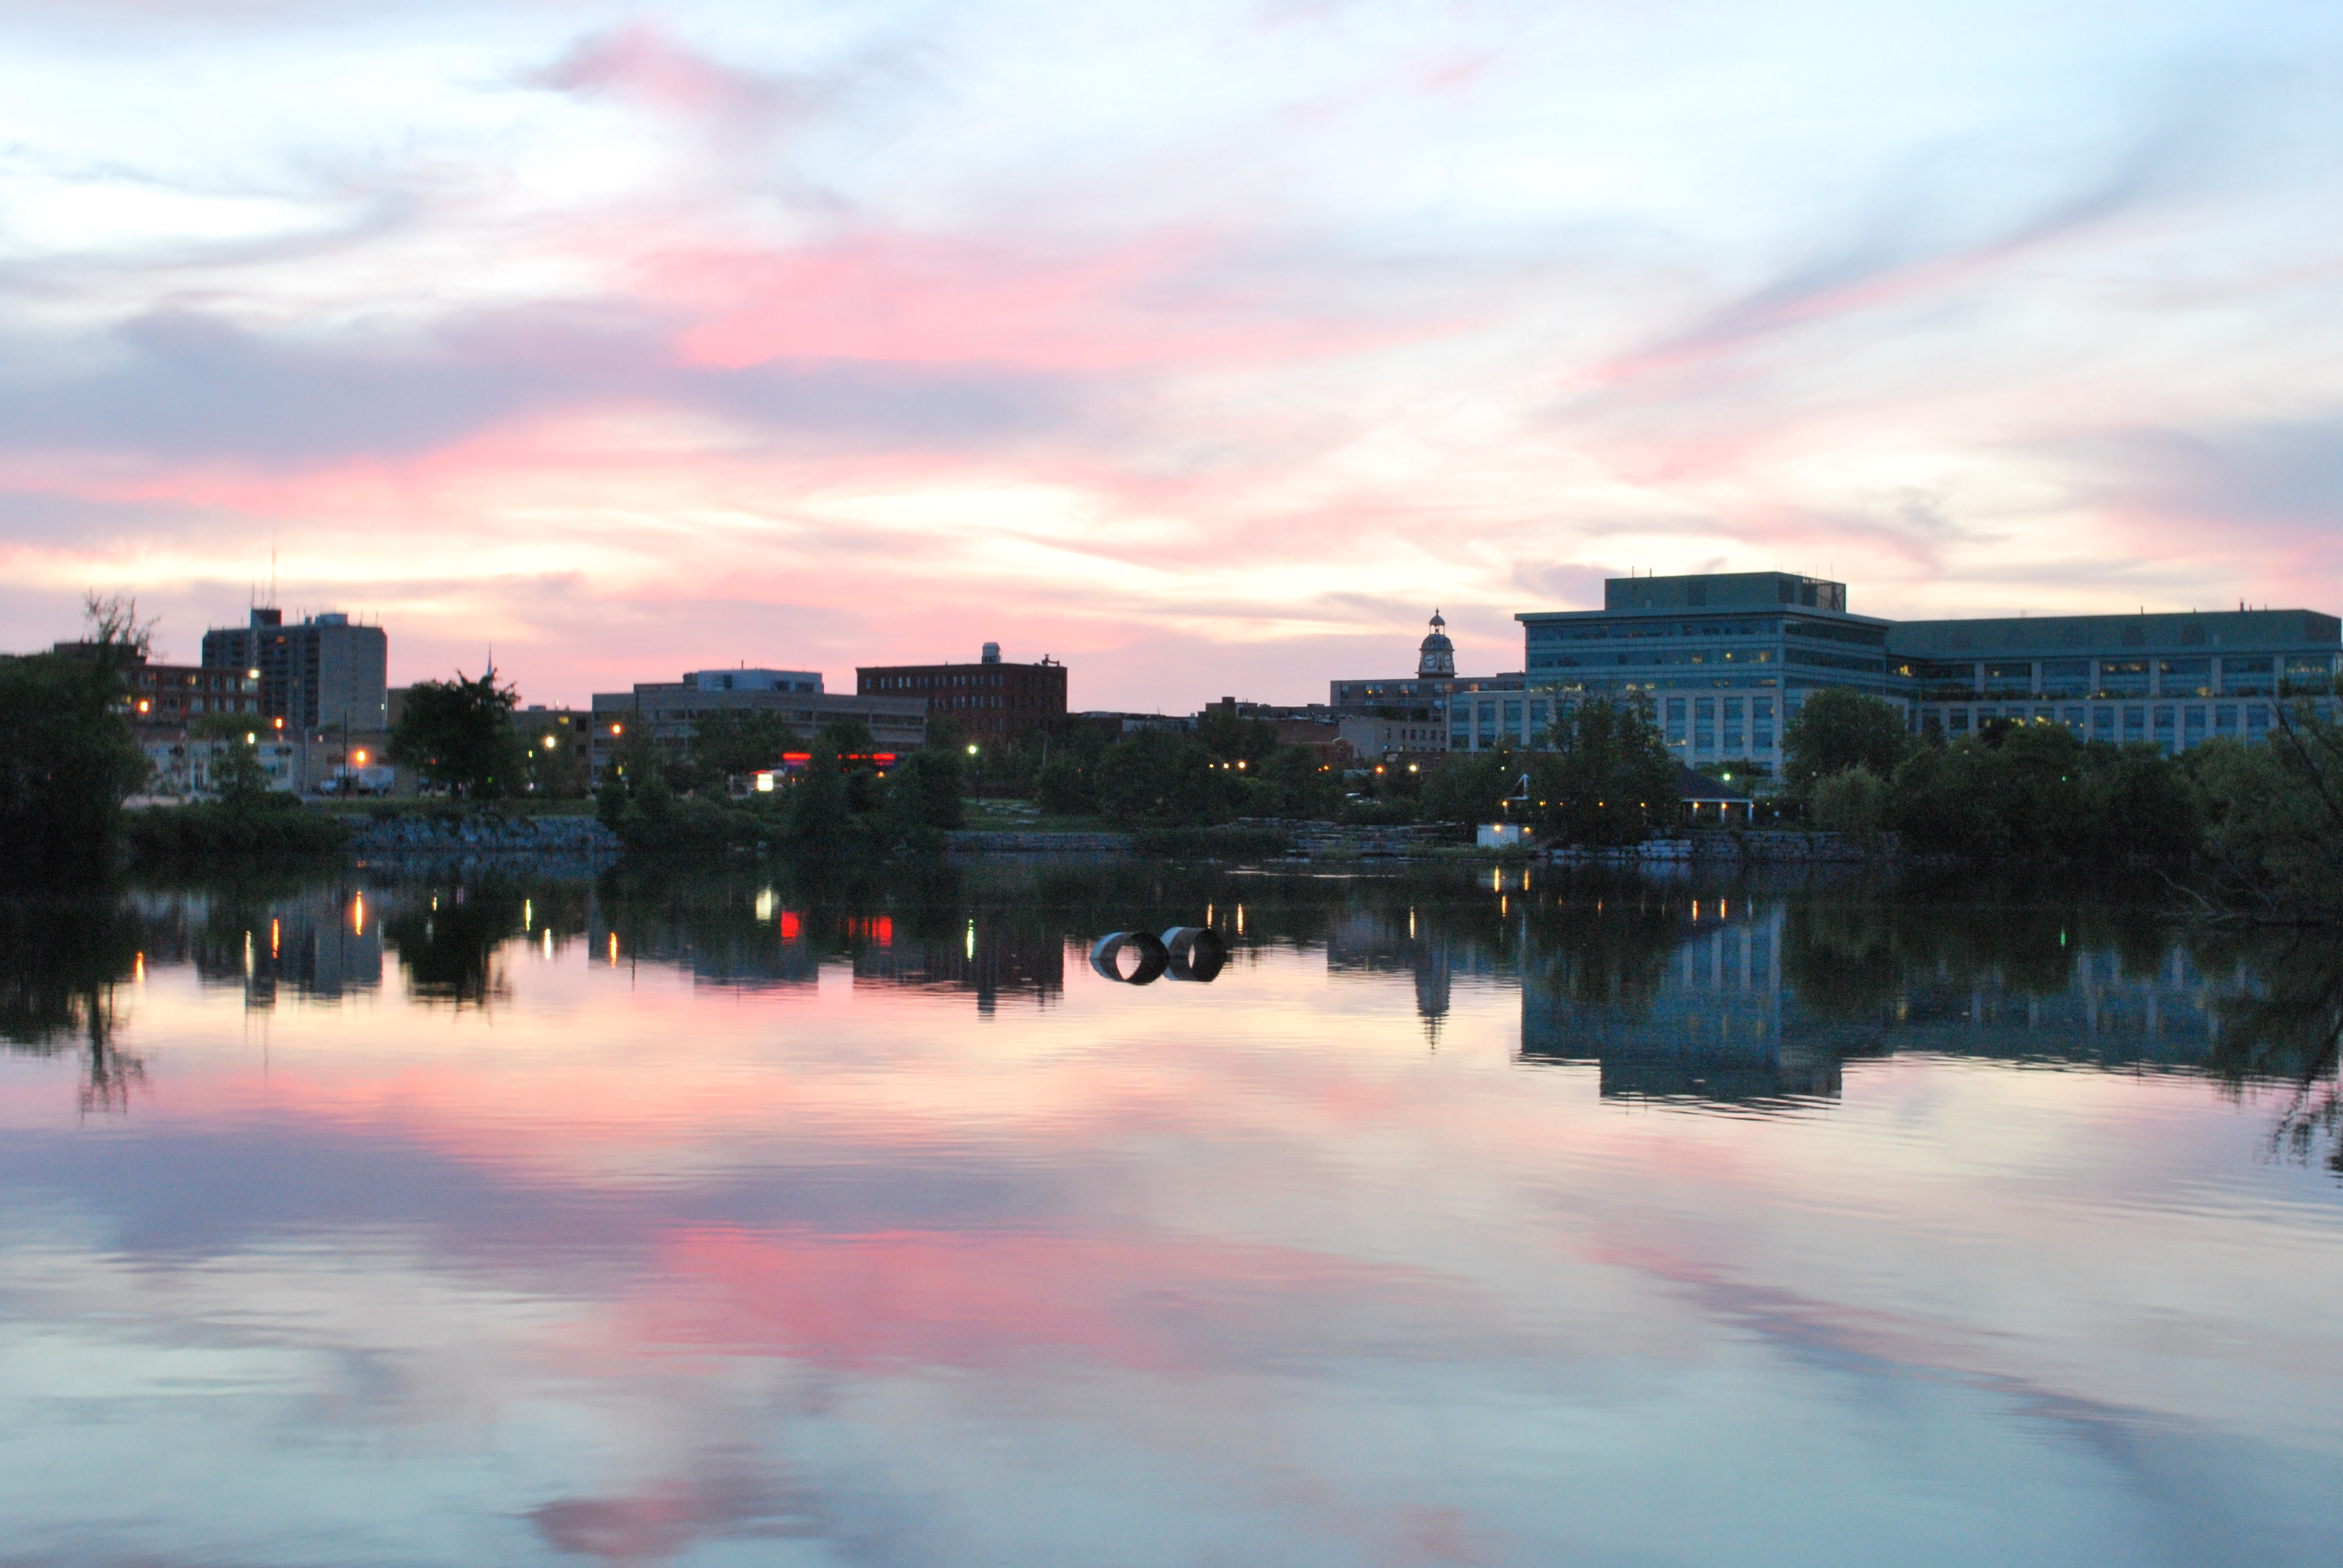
[141, 886, 384, 1008]
[1521, 901, 2225, 1106]
[1883, 946, 2221, 1063]
[853, 922, 1064, 1014]
[616, 923, 821, 991]
[1325, 909, 1475, 1039]
[1521, 906, 1840, 1103]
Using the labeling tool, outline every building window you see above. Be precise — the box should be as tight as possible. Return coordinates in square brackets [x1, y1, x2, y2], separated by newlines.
[2247, 704, 2271, 735]
[2041, 660, 2090, 697]
[1723, 697, 1744, 750]
[2224, 658, 2275, 696]
[2154, 707, 2176, 752]
[2215, 705, 2238, 734]
[2062, 707, 2085, 735]
[1502, 701, 1522, 730]
[2098, 659, 2151, 696]
[2124, 707, 2146, 741]
[1753, 697, 1774, 750]
[1693, 697, 1715, 751]
[1948, 711, 1970, 734]
[2159, 658, 2212, 697]
[1666, 698, 1686, 746]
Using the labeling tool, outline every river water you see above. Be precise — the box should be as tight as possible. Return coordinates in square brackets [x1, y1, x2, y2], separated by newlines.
[2, 861, 2337, 1567]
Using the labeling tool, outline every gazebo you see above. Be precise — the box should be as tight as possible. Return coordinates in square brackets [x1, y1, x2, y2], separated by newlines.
[1677, 764, 1754, 826]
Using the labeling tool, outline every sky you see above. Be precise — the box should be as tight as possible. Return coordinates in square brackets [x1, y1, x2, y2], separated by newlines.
[2, 0, 2341, 710]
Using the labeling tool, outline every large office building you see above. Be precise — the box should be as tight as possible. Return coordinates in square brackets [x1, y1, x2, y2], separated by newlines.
[201, 607, 389, 737]
[590, 667, 926, 776]
[1511, 572, 2342, 769]
[856, 643, 1067, 746]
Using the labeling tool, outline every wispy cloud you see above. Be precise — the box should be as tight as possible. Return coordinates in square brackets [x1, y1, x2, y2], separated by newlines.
[1, 0, 2339, 704]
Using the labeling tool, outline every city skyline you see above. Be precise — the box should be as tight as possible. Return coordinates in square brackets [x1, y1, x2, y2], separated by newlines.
[4, 1, 2341, 711]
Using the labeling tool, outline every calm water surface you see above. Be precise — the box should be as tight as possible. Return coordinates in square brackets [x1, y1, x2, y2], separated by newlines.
[2, 862, 2338, 1567]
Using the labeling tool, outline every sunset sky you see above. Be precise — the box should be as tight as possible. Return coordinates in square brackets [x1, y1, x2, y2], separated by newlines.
[4, 0, 2339, 710]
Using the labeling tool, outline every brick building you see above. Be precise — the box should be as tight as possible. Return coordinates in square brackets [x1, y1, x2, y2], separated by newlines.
[857, 643, 1067, 746]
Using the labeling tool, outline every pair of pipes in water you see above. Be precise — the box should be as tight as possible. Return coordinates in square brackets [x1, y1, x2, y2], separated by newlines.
[1089, 926, 1228, 985]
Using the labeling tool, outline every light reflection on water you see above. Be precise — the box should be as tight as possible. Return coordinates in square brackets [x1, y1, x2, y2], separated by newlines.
[0, 864, 2338, 1567]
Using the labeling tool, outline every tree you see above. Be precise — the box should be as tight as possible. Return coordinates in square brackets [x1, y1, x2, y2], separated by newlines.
[1034, 724, 1107, 815]
[816, 716, 878, 757]
[789, 748, 854, 854]
[388, 668, 521, 799]
[208, 740, 280, 815]
[1808, 765, 1886, 842]
[1250, 744, 1343, 819]
[687, 708, 800, 795]
[1531, 697, 1679, 846]
[1782, 688, 1913, 796]
[0, 595, 154, 886]
[884, 747, 965, 835]
[2189, 713, 2343, 916]
[1419, 742, 1521, 829]
[2078, 739, 2199, 860]
[1196, 704, 1277, 765]
[1094, 729, 1235, 826]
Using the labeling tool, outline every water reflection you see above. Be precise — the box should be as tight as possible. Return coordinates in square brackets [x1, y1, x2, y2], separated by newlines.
[1, 863, 2339, 1566]
[1514, 880, 2253, 1109]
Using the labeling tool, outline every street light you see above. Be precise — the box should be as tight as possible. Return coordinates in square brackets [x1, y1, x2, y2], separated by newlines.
[966, 743, 978, 755]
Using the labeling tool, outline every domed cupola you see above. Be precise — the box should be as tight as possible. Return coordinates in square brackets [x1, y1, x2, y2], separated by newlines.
[1417, 610, 1456, 678]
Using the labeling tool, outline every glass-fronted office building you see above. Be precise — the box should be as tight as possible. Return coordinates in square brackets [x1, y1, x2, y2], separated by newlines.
[1510, 573, 2342, 768]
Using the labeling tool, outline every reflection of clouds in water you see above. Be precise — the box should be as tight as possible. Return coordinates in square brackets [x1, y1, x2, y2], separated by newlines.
[0, 867, 2338, 1563]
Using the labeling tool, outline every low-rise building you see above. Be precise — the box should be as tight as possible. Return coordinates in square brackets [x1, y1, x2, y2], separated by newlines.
[1076, 711, 1191, 740]
[856, 644, 1066, 746]
[138, 736, 303, 797]
[47, 642, 261, 725]
[590, 668, 925, 777]
[1335, 714, 1446, 759]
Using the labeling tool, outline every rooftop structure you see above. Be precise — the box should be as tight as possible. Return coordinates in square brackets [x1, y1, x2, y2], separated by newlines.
[685, 668, 822, 694]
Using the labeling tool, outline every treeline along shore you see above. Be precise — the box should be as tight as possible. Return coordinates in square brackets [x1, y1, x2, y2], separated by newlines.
[5, 605, 2341, 921]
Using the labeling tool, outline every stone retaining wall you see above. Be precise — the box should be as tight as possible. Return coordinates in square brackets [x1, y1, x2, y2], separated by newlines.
[347, 814, 622, 855]
[944, 831, 1135, 853]
[1549, 831, 1895, 866]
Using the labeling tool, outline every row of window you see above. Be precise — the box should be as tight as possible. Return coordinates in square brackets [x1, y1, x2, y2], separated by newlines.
[1539, 619, 1777, 642]
[1924, 704, 2275, 751]
[1532, 647, 1775, 670]
[867, 671, 1043, 691]
[1665, 697, 1777, 754]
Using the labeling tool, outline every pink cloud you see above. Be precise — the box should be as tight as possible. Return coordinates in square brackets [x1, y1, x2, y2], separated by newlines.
[526, 24, 825, 129]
